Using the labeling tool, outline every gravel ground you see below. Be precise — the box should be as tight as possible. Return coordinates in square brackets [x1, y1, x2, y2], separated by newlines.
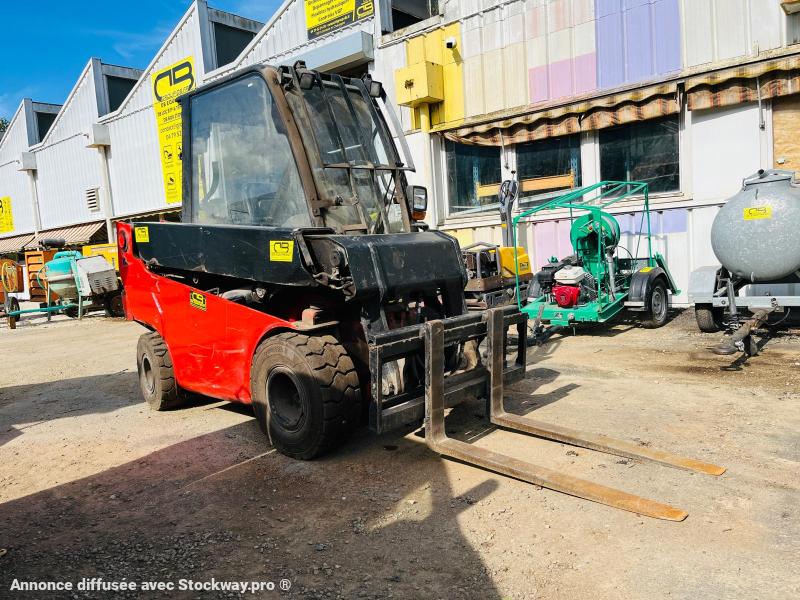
[0, 307, 798, 599]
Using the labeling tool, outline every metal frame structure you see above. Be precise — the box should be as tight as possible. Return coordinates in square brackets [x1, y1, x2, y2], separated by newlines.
[511, 181, 677, 326]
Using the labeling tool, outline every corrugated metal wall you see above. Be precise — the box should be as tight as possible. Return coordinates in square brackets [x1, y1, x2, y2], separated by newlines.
[420, 0, 684, 122]
[34, 61, 104, 230]
[103, 3, 204, 217]
[0, 103, 36, 235]
[682, 0, 787, 68]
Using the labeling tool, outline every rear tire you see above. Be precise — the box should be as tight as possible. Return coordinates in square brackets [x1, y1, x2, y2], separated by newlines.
[695, 304, 724, 333]
[641, 279, 669, 329]
[137, 332, 183, 411]
[251, 332, 360, 460]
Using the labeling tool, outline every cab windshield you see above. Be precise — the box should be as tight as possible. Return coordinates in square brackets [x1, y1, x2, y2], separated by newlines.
[286, 74, 411, 234]
[189, 74, 312, 228]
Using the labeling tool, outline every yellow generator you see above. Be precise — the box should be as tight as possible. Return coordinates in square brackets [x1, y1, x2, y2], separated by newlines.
[83, 243, 120, 270]
[462, 180, 533, 309]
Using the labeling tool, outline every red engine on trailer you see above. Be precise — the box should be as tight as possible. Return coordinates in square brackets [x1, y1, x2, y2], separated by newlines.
[552, 285, 580, 308]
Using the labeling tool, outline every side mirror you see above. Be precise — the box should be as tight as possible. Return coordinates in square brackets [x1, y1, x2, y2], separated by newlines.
[361, 74, 384, 98]
[407, 185, 428, 221]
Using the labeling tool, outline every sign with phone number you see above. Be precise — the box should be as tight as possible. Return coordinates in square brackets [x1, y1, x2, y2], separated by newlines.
[305, 0, 373, 40]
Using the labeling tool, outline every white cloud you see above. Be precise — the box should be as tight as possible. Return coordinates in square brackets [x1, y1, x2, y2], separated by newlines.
[87, 26, 173, 62]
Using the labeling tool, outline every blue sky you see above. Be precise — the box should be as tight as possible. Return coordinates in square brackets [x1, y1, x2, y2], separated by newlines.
[0, 0, 282, 120]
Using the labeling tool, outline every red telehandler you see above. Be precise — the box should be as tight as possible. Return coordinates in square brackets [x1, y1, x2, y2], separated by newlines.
[118, 63, 723, 520]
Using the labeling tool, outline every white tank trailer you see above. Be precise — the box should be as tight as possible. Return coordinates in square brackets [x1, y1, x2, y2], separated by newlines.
[688, 169, 800, 354]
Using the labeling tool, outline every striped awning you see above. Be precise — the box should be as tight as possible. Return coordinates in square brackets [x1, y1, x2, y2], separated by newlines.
[686, 54, 800, 111]
[0, 233, 35, 255]
[113, 207, 182, 221]
[24, 221, 106, 250]
[440, 82, 679, 146]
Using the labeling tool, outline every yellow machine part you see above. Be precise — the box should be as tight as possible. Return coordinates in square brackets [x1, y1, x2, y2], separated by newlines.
[83, 243, 119, 271]
[497, 246, 531, 278]
[0, 259, 24, 296]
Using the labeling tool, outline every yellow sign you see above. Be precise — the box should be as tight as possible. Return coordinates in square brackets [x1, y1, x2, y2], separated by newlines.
[152, 56, 195, 205]
[0, 196, 13, 234]
[743, 205, 772, 220]
[269, 240, 295, 262]
[134, 226, 150, 243]
[83, 243, 120, 270]
[305, 0, 373, 40]
[640, 267, 653, 273]
[190, 290, 207, 311]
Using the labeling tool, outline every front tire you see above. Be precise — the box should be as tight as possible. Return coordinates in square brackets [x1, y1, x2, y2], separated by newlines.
[137, 332, 183, 410]
[641, 279, 669, 329]
[251, 332, 360, 460]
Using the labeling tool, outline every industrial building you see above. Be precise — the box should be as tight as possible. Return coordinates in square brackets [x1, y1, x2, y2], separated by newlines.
[2, 0, 800, 305]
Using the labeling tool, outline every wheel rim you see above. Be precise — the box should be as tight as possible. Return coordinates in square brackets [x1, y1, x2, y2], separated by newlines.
[141, 355, 156, 394]
[652, 286, 666, 320]
[267, 368, 306, 432]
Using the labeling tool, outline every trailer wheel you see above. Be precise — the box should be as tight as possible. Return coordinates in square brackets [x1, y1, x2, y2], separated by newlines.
[137, 332, 183, 411]
[251, 332, 361, 460]
[641, 279, 669, 329]
[104, 291, 125, 318]
[6, 297, 19, 329]
[695, 304, 724, 333]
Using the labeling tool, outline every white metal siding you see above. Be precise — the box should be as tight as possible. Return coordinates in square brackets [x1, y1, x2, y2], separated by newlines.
[0, 104, 36, 235]
[682, 0, 788, 68]
[690, 103, 762, 204]
[102, 3, 204, 216]
[36, 137, 103, 229]
[35, 62, 105, 229]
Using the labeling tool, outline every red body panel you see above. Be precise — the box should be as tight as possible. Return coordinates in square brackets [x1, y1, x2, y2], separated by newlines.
[552, 285, 580, 308]
[117, 222, 293, 403]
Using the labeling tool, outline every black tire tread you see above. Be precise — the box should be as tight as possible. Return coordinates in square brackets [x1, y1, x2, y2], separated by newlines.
[138, 331, 182, 411]
[252, 332, 360, 460]
[695, 304, 722, 333]
[641, 279, 669, 329]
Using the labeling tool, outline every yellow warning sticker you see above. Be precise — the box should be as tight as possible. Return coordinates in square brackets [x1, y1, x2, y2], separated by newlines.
[640, 267, 653, 273]
[0, 196, 13, 234]
[151, 56, 195, 205]
[190, 290, 207, 311]
[134, 226, 150, 243]
[743, 205, 772, 220]
[269, 240, 295, 262]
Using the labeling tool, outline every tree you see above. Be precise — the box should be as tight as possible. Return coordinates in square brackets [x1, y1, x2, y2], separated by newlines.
[0, 117, 8, 136]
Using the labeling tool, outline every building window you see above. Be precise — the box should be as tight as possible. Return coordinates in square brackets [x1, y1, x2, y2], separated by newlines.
[382, 1, 438, 33]
[445, 140, 502, 215]
[516, 135, 581, 204]
[599, 116, 679, 193]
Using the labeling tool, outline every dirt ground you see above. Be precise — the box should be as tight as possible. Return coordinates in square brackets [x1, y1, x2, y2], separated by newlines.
[0, 307, 798, 599]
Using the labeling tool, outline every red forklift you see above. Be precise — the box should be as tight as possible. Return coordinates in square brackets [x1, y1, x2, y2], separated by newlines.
[118, 63, 723, 520]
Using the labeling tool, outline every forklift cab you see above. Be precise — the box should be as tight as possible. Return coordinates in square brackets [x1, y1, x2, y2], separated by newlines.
[180, 63, 427, 235]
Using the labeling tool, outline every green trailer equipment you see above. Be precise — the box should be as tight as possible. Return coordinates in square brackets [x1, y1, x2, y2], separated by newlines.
[512, 181, 679, 332]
